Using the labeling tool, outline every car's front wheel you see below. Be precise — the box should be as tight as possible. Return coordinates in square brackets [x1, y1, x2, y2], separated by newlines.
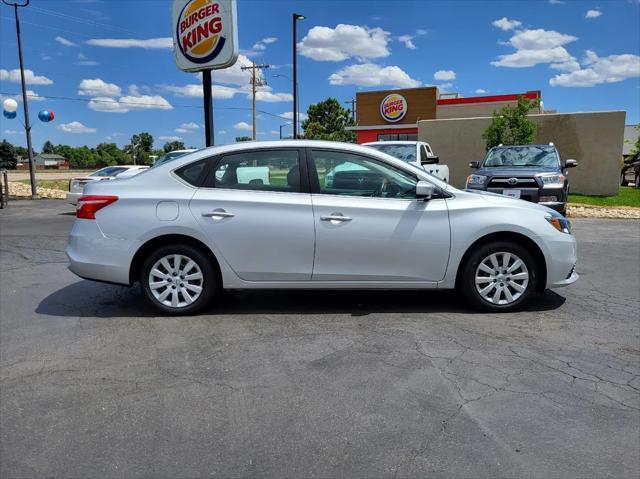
[460, 241, 538, 312]
[140, 244, 217, 315]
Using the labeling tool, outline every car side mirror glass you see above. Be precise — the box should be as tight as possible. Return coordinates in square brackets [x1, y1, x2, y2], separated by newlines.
[416, 180, 434, 200]
[564, 159, 578, 168]
[421, 156, 439, 165]
[469, 161, 479, 169]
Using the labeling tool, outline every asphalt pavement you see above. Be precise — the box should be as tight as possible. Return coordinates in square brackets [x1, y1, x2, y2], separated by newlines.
[1, 200, 639, 479]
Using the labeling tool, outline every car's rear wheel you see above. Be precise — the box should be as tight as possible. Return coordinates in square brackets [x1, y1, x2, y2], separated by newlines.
[140, 244, 217, 315]
[460, 241, 538, 312]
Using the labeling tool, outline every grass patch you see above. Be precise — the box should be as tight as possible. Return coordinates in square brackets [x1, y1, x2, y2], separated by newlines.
[569, 187, 640, 208]
[18, 179, 69, 191]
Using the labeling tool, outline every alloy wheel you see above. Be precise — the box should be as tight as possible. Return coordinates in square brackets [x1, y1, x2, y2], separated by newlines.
[148, 254, 204, 308]
[474, 252, 529, 305]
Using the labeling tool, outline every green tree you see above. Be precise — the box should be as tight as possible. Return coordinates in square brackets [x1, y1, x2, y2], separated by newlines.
[42, 140, 55, 154]
[124, 132, 154, 164]
[482, 96, 540, 150]
[163, 140, 186, 152]
[235, 136, 252, 142]
[0, 140, 17, 169]
[301, 98, 356, 142]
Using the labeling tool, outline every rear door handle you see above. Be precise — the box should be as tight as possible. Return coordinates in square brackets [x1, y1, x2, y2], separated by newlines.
[320, 214, 352, 223]
[202, 209, 235, 219]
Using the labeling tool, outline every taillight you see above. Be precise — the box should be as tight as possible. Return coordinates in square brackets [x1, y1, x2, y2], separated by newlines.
[76, 195, 118, 219]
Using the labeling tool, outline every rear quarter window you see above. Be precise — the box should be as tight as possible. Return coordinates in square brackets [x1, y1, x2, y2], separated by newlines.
[174, 159, 211, 187]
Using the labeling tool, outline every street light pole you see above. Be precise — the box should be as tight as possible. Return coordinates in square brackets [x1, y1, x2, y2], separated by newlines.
[3, 0, 36, 199]
[292, 13, 305, 139]
[279, 123, 290, 139]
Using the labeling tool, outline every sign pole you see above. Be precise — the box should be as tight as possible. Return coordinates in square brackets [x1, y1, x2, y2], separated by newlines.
[203, 69, 214, 147]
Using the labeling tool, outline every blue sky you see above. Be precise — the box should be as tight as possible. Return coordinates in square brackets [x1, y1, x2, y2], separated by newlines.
[1, 0, 639, 150]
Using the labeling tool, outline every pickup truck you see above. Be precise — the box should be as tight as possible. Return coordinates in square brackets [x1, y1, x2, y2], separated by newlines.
[363, 140, 450, 183]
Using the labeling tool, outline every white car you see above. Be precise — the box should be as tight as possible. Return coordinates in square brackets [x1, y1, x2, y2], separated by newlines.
[364, 141, 450, 183]
[66, 140, 577, 315]
[66, 165, 149, 204]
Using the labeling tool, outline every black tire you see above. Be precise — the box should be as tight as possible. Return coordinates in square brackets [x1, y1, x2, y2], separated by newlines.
[459, 241, 538, 313]
[140, 244, 217, 315]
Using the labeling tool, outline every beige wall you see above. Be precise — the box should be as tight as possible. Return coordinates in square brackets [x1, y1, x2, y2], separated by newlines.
[418, 111, 626, 196]
[436, 100, 542, 120]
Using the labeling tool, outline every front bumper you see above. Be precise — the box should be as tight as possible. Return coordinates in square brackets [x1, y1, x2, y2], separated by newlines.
[467, 184, 566, 211]
[542, 232, 578, 289]
[549, 271, 579, 288]
[66, 192, 81, 205]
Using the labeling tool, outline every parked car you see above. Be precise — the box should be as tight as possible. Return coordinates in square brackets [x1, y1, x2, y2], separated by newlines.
[152, 149, 197, 168]
[620, 153, 640, 187]
[66, 165, 149, 204]
[363, 141, 450, 183]
[465, 144, 577, 216]
[66, 140, 578, 315]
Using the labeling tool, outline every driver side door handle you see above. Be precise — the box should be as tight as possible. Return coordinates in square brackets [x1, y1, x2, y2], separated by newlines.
[320, 213, 352, 224]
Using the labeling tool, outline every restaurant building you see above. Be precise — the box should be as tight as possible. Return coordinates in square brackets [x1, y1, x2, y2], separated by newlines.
[349, 86, 541, 144]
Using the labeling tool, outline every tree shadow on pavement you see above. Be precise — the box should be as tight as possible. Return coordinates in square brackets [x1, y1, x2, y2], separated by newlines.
[36, 280, 566, 318]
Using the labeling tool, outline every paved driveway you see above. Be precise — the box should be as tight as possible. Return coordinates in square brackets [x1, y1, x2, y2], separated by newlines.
[1, 200, 638, 479]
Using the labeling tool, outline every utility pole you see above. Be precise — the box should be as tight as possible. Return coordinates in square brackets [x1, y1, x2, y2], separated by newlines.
[292, 13, 305, 139]
[3, 0, 36, 199]
[345, 98, 356, 123]
[241, 62, 269, 140]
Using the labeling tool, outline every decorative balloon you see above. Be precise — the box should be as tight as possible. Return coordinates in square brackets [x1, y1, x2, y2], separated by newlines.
[38, 109, 55, 122]
[3, 98, 18, 113]
[3, 110, 17, 119]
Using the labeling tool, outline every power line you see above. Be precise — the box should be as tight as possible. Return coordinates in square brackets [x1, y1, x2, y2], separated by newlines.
[0, 91, 292, 120]
[28, 5, 141, 36]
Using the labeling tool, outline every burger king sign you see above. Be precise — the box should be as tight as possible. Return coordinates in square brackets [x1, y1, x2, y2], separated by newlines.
[172, 0, 238, 72]
[380, 93, 408, 123]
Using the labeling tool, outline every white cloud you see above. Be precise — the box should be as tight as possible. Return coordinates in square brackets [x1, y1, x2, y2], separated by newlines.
[397, 29, 427, 50]
[475, 88, 487, 94]
[492, 47, 575, 67]
[585, 9, 602, 18]
[549, 0, 564, 4]
[234, 121, 252, 131]
[262, 37, 277, 44]
[55, 36, 76, 47]
[76, 53, 99, 66]
[329, 63, 421, 88]
[193, 54, 256, 86]
[280, 111, 307, 121]
[434, 70, 456, 81]
[508, 29, 577, 50]
[492, 28, 578, 68]
[438, 82, 454, 93]
[550, 52, 640, 87]
[254, 88, 293, 102]
[180, 122, 199, 129]
[59, 121, 96, 133]
[86, 37, 172, 49]
[4, 130, 20, 134]
[298, 24, 390, 61]
[175, 128, 188, 134]
[165, 83, 241, 99]
[159, 135, 182, 142]
[78, 78, 121, 97]
[492, 17, 522, 31]
[218, 130, 227, 134]
[1, 90, 45, 103]
[0, 69, 53, 85]
[88, 94, 172, 113]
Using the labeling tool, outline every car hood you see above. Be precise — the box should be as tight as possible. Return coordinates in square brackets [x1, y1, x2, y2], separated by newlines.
[462, 188, 557, 214]
[475, 166, 559, 177]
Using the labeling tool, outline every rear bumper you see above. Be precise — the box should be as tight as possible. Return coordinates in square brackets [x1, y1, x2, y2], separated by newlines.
[65, 219, 138, 285]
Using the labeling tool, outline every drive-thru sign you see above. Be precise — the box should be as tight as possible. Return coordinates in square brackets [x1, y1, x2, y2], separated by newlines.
[172, 0, 238, 72]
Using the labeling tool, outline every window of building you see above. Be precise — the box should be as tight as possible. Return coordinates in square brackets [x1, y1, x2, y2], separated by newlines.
[377, 133, 418, 141]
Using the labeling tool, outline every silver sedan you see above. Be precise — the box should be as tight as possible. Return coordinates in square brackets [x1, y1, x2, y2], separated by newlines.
[65, 140, 578, 315]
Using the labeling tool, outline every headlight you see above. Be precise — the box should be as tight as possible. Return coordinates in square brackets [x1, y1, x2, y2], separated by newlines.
[538, 173, 565, 188]
[545, 213, 571, 234]
[466, 174, 487, 186]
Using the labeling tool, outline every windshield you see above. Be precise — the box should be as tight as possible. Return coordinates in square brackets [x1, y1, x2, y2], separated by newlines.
[153, 151, 192, 168]
[366, 144, 416, 163]
[90, 166, 128, 177]
[483, 146, 560, 168]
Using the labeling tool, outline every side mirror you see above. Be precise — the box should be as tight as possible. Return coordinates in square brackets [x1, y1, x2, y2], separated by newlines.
[564, 159, 578, 168]
[469, 161, 480, 169]
[416, 180, 434, 200]
[421, 156, 439, 165]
